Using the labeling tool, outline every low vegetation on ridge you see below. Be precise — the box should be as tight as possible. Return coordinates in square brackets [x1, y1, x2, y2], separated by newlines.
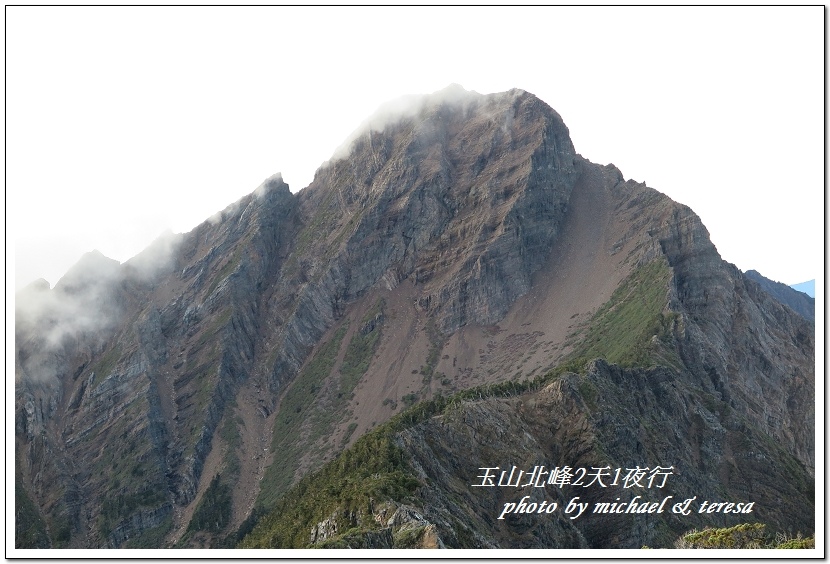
[674, 523, 814, 549]
[565, 258, 681, 369]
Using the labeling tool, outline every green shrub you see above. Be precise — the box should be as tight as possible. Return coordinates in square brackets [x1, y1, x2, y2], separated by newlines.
[187, 474, 232, 535]
[677, 523, 814, 549]
[240, 431, 419, 548]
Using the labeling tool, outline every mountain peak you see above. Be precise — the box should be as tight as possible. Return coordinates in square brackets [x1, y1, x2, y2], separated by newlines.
[18, 277, 51, 294]
[15, 86, 814, 550]
[327, 86, 553, 167]
[298, 85, 578, 333]
[253, 172, 288, 197]
[54, 249, 121, 292]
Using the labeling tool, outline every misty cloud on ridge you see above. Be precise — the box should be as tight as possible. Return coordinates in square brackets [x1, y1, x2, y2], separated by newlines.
[123, 229, 183, 282]
[326, 84, 492, 165]
[15, 232, 184, 385]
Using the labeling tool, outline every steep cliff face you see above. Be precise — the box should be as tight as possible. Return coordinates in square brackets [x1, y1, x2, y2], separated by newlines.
[15, 86, 814, 549]
[268, 87, 578, 382]
[647, 202, 815, 470]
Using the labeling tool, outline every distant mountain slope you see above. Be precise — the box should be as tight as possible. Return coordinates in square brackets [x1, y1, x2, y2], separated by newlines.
[15, 86, 814, 550]
[790, 279, 815, 298]
[744, 270, 815, 323]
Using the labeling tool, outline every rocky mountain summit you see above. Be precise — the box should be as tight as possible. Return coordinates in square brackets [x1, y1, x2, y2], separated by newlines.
[15, 86, 814, 550]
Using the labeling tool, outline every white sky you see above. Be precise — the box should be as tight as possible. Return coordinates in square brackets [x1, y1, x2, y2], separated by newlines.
[7, 6, 824, 290]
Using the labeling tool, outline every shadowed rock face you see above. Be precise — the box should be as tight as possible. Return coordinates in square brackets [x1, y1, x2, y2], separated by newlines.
[15, 87, 814, 549]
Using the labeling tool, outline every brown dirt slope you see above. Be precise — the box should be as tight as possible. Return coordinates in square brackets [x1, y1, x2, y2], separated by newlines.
[340, 157, 648, 446]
